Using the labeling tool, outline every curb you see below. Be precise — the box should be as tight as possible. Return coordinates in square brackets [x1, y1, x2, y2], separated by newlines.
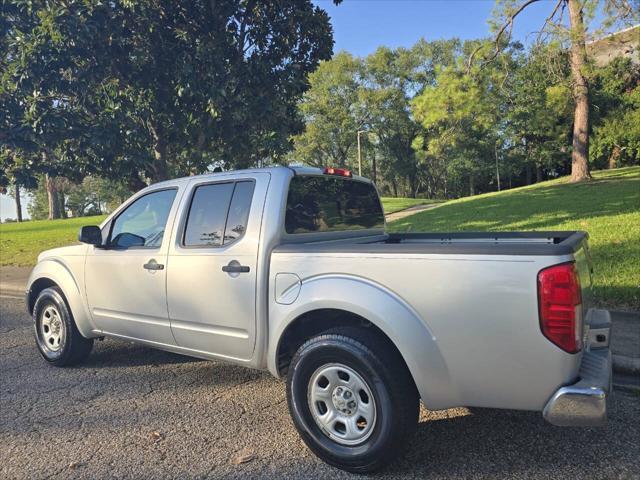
[0, 265, 30, 299]
[613, 370, 640, 393]
[0, 284, 26, 298]
[613, 354, 640, 376]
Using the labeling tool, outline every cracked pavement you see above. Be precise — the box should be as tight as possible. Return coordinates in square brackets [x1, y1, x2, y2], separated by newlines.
[1, 295, 639, 479]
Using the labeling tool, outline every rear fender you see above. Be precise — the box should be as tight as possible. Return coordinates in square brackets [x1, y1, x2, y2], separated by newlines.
[269, 274, 458, 409]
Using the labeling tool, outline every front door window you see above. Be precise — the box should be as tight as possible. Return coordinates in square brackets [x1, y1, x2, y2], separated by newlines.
[109, 189, 177, 249]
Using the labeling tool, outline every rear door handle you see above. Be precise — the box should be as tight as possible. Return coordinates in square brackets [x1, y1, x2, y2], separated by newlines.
[143, 259, 164, 271]
[222, 262, 250, 273]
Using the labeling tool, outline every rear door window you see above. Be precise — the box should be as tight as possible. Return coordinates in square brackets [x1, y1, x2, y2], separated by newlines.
[183, 181, 255, 247]
[224, 181, 255, 244]
[285, 176, 384, 234]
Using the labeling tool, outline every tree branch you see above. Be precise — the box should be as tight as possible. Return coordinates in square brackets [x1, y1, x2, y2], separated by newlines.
[536, 0, 565, 44]
[238, 0, 257, 56]
[467, 0, 545, 72]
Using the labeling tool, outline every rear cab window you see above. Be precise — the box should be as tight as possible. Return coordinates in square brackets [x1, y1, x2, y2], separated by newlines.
[285, 175, 384, 235]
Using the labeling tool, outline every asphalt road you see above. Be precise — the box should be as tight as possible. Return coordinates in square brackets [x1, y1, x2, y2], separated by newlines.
[1, 294, 639, 480]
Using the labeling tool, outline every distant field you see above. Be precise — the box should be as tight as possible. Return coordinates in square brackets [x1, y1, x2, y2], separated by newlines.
[389, 166, 640, 311]
[0, 215, 106, 266]
[381, 197, 441, 214]
[0, 197, 420, 266]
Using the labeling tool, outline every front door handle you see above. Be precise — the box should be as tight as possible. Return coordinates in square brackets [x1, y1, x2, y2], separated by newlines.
[222, 261, 250, 273]
[143, 259, 164, 271]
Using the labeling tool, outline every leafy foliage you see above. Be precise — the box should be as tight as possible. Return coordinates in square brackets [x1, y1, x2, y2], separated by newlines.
[289, 52, 367, 167]
[1, 0, 334, 198]
[292, 33, 639, 199]
[590, 58, 640, 168]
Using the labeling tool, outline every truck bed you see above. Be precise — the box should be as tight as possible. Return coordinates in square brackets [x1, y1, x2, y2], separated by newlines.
[275, 231, 588, 256]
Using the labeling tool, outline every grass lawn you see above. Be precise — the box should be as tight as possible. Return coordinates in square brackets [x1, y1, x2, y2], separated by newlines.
[389, 166, 640, 311]
[0, 215, 106, 267]
[381, 197, 442, 214]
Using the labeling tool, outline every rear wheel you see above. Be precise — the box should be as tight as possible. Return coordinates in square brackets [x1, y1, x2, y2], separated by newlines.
[286, 328, 419, 473]
[33, 287, 93, 366]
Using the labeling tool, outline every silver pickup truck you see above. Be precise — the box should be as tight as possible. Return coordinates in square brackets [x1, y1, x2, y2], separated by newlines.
[26, 166, 612, 472]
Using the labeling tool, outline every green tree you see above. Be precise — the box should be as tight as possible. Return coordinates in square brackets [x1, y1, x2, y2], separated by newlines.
[65, 176, 132, 217]
[0, 149, 38, 222]
[472, 0, 638, 182]
[27, 175, 132, 219]
[363, 45, 429, 197]
[590, 58, 640, 168]
[2, 0, 335, 214]
[504, 44, 573, 183]
[412, 41, 511, 197]
[293, 39, 463, 197]
[290, 52, 367, 168]
[1, 1, 111, 217]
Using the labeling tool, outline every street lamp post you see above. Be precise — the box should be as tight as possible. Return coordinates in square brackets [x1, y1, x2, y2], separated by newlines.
[357, 130, 366, 177]
[494, 142, 501, 192]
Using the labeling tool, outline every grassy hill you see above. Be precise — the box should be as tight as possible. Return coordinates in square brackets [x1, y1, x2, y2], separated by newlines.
[389, 166, 640, 310]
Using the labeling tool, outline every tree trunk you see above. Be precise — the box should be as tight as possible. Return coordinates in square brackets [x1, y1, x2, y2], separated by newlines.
[128, 174, 147, 192]
[525, 164, 532, 185]
[391, 179, 398, 198]
[536, 165, 543, 183]
[149, 123, 169, 183]
[371, 152, 377, 185]
[45, 173, 61, 220]
[568, 0, 591, 182]
[14, 183, 22, 222]
[59, 194, 67, 219]
[469, 174, 475, 196]
[608, 145, 621, 169]
[410, 177, 418, 198]
[494, 142, 501, 191]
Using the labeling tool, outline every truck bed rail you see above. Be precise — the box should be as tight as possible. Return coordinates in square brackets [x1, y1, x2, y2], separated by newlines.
[275, 231, 588, 256]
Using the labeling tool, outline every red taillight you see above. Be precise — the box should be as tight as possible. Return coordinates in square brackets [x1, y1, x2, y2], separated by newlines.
[323, 167, 352, 177]
[538, 262, 582, 353]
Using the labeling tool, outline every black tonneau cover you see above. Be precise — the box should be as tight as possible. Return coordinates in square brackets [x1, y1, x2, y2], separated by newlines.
[275, 231, 588, 256]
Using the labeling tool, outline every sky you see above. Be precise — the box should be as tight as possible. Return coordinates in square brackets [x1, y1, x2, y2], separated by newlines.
[313, 0, 567, 57]
[0, 0, 611, 221]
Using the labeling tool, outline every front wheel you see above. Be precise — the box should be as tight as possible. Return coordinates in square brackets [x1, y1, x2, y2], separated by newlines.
[33, 287, 93, 366]
[286, 328, 419, 473]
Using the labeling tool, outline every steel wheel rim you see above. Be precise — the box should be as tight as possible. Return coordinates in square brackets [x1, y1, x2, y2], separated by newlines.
[40, 305, 64, 352]
[307, 363, 377, 446]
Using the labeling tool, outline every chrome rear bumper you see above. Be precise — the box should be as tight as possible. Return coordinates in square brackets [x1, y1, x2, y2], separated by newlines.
[543, 309, 612, 427]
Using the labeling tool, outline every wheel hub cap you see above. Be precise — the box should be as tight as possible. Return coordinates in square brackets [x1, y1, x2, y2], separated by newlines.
[308, 363, 377, 445]
[40, 305, 64, 352]
[332, 386, 357, 415]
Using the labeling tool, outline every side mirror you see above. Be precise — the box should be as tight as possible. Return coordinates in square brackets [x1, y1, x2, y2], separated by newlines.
[78, 225, 102, 246]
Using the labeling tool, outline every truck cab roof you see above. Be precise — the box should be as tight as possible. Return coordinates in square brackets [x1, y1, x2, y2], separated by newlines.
[148, 165, 372, 191]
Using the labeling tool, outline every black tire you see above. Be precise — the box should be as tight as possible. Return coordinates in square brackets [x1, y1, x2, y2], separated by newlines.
[33, 287, 94, 366]
[286, 327, 419, 473]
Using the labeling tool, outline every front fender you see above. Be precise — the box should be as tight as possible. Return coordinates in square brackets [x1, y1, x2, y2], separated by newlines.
[27, 258, 97, 338]
[268, 274, 458, 409]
